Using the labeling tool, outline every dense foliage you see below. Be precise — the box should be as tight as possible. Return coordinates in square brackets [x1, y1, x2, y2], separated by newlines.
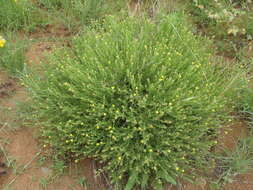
[37, 0, 125, 29]
[25, 14, 236, 189]
[0, 36, 25, 75]
[0, 0, 40, 31]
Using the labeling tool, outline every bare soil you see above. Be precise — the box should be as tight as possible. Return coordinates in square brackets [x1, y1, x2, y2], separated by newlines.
[223, 172, 253, 190]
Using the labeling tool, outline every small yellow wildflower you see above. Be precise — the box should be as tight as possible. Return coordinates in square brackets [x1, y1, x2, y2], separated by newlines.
[0, 36, 6, 48]
[176, 167, 179, 171]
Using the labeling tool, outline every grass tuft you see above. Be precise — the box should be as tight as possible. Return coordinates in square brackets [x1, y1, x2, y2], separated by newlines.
[23, 13, 243, 189]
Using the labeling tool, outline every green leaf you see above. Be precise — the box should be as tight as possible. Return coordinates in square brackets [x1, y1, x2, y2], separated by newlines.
[158, 170, 177, 185]
[181, 175, 195, 184]
[124, 172, 138, 190]
[141, 173, 149, 189]
[153, 181, 163, 190]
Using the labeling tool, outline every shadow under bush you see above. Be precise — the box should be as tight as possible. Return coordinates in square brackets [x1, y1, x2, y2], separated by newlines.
[24, 14, 238, 189]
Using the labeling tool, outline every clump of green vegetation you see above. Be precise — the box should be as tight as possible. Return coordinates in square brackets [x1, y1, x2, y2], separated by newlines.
[0, 35, 26, 75]
[0, 0, 45, 31]
[24, 14, 240, 189]
[36, 0, 125, 31]
[187, 0, 253, 56]
[213, 136, 253, 188]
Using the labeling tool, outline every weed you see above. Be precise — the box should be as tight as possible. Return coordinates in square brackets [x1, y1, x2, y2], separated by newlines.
[76, 176, 88, 188]
[186, 0, 253, 56]
[37, 155, 47, 166]
[36, 0, 125, 31]
[23, 13, 243, 189]
[214, 136, 253, 187]
[50, 158, 66, 176]
[0, 0, 45, 32]
[0, 142, 17, 174]
[0, 34, 26, 75]
[39, 177, 50, 189]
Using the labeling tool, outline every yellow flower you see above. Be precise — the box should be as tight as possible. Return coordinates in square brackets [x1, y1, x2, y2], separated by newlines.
[0, 36, 6, 48]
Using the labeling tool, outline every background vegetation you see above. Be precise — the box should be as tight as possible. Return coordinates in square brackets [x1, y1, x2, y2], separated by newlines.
[0, 0, 253, 189]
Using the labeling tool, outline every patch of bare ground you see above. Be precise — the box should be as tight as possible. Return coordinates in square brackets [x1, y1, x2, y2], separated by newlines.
[25, 41, 58, 65]
[0, 72, 17, 100]
[217, 121, 249, 151]
[223, 173, 253, 190]
[19, 24, 71, 40]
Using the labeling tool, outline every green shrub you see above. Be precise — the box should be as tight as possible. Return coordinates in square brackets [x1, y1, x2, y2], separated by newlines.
[0, 35, 26, 75]
[24, 14, 236, 189]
